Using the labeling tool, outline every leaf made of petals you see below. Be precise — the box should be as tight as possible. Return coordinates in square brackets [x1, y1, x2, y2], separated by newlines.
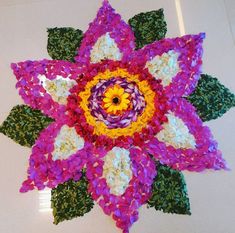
[128, 9, 167, 49]
[0, 105, 53, 147]
[47, 27, 83, 62]
[187, 74, 235, 121]
[51, 176, 94, 224]
[148, 162, 191, 215]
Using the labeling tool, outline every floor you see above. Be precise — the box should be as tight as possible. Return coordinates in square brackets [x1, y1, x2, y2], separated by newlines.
[0, 1, 235, 233]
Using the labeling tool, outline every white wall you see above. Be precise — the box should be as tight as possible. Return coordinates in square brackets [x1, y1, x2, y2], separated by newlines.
[0, 0, 234, 233]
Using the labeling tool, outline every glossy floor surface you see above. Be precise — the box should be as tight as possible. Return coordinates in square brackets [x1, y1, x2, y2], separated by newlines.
[0, 0, 235, 233]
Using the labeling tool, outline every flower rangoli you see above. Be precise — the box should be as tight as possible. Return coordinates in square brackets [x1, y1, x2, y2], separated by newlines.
[1, 1, 234, 233]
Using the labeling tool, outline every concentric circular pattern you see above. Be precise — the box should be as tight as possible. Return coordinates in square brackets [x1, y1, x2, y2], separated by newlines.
[89, 77, 146, 129]
[67, 61, 169, 148]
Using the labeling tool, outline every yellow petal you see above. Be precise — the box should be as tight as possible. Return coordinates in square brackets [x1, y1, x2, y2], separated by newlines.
[116, 105, 123, 111]
[122, 93, 129, 99]
[122, 99, 130, 104]
[113, 87, 119, 95]
[104, 103, 112, 108]
[103, 97, 111, 103]
[117, 88, 124, 96]
[121, 103, 128, 109]
[107, 105, 114, 113]
[104, 90, 114, 98]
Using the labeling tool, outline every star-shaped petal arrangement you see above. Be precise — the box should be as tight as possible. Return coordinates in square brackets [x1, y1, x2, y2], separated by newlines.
[1, 1, 234, 233]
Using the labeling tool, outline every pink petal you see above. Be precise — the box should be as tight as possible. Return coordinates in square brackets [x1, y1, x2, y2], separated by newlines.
[146, 98, 227, 172]
[86, 147, 156, 233]
[130, 33, 205, 97]
[75, 0, 135, 67]
[20, 121, 92, 192]
[11, 59, 81, 120]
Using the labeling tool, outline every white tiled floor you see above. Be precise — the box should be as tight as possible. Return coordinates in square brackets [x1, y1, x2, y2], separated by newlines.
[224, 0, 235, 43]
[0, 1, 234, 233]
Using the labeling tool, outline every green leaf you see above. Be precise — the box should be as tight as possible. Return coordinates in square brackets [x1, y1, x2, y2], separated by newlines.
[0, 105, 53, 147]
[47, 27, 83, 62]
[128, 9, 167, 49]
[51, 176, 94, 225]
[187, 74, 235, 122]
[147, 163, 191, 215]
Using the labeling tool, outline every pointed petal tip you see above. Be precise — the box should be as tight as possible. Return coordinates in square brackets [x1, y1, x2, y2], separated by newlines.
[199, 32, 206, 39]
[10, 62, 17, 70]
[19, 188, 27, 193]
[102, 0, 112, 8]
[122, 229, 129, 233]
[20, 179, 34, 193]
[75, 0, 135, 64]
[211, 163, 230, 172]
[100, 0, 116, 15]
[221, 161, 230, 171]
[208, 152, 229, 171]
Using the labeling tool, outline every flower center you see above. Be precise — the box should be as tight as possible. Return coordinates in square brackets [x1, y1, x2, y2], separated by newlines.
[103, 85, 130, 114]
[112, 97, 120, 105]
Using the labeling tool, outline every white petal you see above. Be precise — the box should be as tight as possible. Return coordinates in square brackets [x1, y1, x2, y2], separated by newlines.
[90, 33, 122, 63]
[145, 50, 180, 86]
[39, 75, 76, 105]
[103, 147, 132, 196]
[52, 125, 84, 161]
[156, 112, 196, 149]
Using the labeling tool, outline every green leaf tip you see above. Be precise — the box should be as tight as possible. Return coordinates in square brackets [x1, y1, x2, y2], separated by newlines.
[0, 105, 53, 147]
[51, 175, 94, 225]
[147, 163, 191, 215]
[128, 9, 167, 49]
[187, 74, 235, 122]
[47, 27, 83, 62]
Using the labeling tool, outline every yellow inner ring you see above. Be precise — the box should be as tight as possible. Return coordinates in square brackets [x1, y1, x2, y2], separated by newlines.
[79, 68, 155, 138]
